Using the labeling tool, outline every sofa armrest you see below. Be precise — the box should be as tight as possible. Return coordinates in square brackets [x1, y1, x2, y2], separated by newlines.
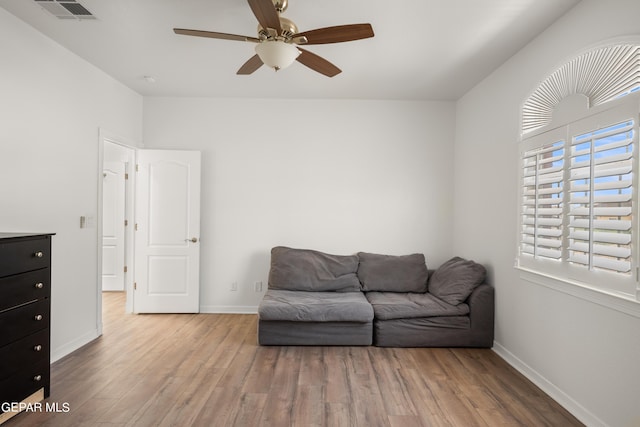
[467, 283, 495, 347]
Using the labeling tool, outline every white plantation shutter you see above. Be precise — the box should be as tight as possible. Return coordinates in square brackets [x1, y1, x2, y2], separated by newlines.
[568, 119, 635, 273]
[519, 100, 639, 296]
[521, 139, 565, 260]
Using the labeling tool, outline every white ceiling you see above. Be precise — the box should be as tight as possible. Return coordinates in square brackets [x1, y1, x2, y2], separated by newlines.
[1, 0, 580, 100]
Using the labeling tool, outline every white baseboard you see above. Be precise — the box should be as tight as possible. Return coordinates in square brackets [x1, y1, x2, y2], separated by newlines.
[199, 305, 258, 314]
[492, 341, 606, 427]
[51, 328, 99, 363]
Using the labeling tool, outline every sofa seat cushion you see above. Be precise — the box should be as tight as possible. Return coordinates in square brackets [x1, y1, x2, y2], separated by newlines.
[268, 246, 361, 292]
[258, 289, 374, 323]
[365, 292, 469, 320]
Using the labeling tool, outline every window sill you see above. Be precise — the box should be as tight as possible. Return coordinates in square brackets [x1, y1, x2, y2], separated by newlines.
[516, 266, 640, 319]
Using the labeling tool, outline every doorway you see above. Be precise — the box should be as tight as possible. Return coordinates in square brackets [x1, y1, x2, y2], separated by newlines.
[99, 132, 136, 324]
[98, 134, 202, 330]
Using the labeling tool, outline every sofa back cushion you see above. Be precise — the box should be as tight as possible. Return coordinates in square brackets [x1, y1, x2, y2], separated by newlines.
[357, 252, 429, 292]
[428, 256, 486, 305]
[268, 246, 361, 292]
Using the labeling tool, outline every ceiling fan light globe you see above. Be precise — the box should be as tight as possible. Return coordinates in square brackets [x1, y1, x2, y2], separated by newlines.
[255, 41, 300, 71]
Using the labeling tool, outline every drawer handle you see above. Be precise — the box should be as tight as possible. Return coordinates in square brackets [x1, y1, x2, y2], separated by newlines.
[33, 375, 42, 382]
[34, 314, 43, 321]
[34, 251, 44, 258]
[35, 282, 44, 289]
[34, 345, 43, 352]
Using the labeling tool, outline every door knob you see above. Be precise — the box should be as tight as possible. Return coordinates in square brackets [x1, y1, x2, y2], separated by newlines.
[185, 237, 198, 243]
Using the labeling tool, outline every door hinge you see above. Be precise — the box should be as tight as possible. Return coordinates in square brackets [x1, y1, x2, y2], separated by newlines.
[125, 172, 129, 180]
[124, 219, 128, 227]
[134, 282, 137, 290]
[124, 266, 128, 273]
[136, 164, 139, 172]
[134, 223, 138, 231]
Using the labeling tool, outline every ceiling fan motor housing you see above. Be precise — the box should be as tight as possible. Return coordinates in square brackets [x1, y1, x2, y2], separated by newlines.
[258, 16, 298, 40]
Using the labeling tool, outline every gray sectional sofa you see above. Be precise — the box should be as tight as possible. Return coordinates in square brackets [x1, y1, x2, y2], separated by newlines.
[257, 246, 494, 347]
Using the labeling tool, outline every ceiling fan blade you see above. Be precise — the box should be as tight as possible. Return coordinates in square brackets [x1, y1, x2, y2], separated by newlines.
[174, 28, 259, 43]
[247, 0, 282, 33]
[296, 48, 341, 77]
[237, 54, 264, 75]
[293, 23, 374, 45]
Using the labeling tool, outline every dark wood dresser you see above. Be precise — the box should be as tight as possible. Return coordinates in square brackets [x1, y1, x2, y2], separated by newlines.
[0, 233, 54, 422]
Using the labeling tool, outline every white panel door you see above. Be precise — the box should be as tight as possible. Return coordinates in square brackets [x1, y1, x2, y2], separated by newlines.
[134, 150, 201, 313]
[102, 162, 126, 291]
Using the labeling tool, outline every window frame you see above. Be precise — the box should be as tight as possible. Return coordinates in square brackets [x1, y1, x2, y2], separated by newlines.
[517, 95, 640, 301]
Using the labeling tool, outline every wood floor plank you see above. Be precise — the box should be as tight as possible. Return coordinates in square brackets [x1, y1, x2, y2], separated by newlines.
[241, 346, 280, 394]
[229, 392, 268, 427]
[260, 346, 303, 426]
[347, 348, 393, 427]
[191, 386, 240, 427]
[389, 414, 423, 427]
[323, 347, 352, 405]
[298, 346, 326, 386]
[397, 367, 457, 427]
[155, 367, 225, 427]
[291, 385, 325, 427]
[3, 292, 585, 427]
[324, 402, 353, 427]
[369, 347, 418, 417]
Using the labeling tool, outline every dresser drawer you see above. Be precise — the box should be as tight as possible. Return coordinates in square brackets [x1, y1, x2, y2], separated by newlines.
[0, 269, 50, 313]
[0, 360, 49, 410]
[0, 299, 49, 347]
[0, 329, 49, 381]
[0, 236, 51, 277]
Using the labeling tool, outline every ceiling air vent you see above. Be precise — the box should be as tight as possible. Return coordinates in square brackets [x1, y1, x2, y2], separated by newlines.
[34, 0, 96, 20]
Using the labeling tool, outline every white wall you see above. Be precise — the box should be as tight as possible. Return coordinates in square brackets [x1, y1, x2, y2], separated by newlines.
[453, 1, 640, 426]
[0, 8, 143, 361]
[143, 97, 455, 311]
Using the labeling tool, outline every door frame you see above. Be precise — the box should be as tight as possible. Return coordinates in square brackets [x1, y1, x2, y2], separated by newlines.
[98, 129, 137, 333]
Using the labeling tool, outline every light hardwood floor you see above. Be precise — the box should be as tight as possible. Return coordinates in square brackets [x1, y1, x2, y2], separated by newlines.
[5, 292, 583, 426]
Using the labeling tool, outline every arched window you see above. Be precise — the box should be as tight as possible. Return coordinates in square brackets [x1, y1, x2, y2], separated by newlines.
[522, 43, 640, 135]
[518, 42, 640, 299]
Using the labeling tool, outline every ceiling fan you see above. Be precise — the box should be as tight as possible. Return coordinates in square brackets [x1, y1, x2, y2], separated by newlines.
[173, 0, 374, 77]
